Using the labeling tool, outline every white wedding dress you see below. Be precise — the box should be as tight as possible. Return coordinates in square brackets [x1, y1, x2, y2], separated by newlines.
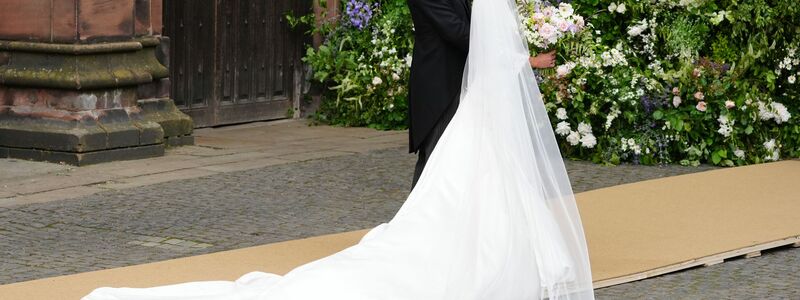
[84, 0, 594, 299]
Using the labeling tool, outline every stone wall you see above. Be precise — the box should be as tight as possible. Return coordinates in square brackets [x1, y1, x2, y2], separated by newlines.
[0, 0, 192, 166]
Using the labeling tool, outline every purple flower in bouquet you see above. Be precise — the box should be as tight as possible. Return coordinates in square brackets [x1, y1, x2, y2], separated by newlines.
[345, 0, 378, 30]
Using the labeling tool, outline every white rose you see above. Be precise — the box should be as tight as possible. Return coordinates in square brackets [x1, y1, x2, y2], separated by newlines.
[672, 96, 683, 107]
[556, 65, 569, 78]
[608, 3, 618, 13]
[392, 73, 401, 81]
[734, 149, 745, 159]
[616, 3, 626, 13]
[566, 131, 581, 146]
[577, 122, 593, 135]
[555, 121, 571, 136]
[558, 3, 574, 16]
[763, 139, 776, 151]
[580, 133, 597, 148]
[372, 77, 383, 86]
[627, 26, 643, 37]
[789, 75, 796, 84]
[556, 108, 568, 120]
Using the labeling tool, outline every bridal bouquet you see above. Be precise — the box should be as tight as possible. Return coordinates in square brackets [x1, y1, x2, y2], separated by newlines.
[517, 0, 586, 54]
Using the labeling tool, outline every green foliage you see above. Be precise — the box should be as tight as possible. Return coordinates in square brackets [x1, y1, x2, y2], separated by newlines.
[291, 0, 413, 130]
[294, 0, 800, 165]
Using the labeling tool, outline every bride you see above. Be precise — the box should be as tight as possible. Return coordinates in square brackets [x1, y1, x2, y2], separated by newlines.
[84, 0, 594, 298]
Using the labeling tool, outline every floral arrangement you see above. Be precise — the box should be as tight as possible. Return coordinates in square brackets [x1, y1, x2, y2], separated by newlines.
[292, 0, 800, 167]
[517, 0, 586, 53]
[289, 0, 413, 130]
[537, 0, 799, 166]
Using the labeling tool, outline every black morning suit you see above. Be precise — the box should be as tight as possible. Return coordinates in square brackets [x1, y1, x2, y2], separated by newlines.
[406, 0, 471, 188]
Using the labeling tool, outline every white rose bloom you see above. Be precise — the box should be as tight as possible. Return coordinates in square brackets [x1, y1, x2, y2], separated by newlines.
[717, 124, 732, 137]
[763, 139, 776, 151]
[556, 65, 570, 78]
[616, 3, 626, 13]
[734, 149, 745, 159]
[372, 77, 383, 86]
[768, 150, 780, 161]
[627, 26, 644, 37]
[556, 108, 568, 120]
[566, 131, 581, 146]
[772, 102, 792, 123]
[608, 3, 617, 13]
[559, 3, 574, 16]
[672, 96, 682, 107]
[577, 122, 593, 135]
[392, 73, 401, 81]
[580, 133, 597, 148]
[789, 75, 796, 84]
[555, 121, 571, 136]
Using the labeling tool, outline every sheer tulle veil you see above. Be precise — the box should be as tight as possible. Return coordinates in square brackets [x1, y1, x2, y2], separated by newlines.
[461, 0, 595, 298]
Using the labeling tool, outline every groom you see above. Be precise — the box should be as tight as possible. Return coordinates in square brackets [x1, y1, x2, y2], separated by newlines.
[407, 0, 556, 188]
[406, 0, 471, 188]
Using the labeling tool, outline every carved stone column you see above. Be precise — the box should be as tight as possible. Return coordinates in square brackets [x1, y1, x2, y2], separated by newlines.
[0, 0, 193, 165]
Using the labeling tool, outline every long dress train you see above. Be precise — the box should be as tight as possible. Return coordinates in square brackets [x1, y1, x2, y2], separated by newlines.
[83, 0, 594, 298]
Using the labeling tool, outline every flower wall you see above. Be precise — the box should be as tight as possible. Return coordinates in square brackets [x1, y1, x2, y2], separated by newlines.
[293, 0, 800, 166]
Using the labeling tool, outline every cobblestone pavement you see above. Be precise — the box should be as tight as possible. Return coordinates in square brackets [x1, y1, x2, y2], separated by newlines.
[0, 147, 796, 299]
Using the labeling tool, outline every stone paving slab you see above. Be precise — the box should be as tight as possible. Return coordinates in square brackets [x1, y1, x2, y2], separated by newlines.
[0, 120, 406, 208]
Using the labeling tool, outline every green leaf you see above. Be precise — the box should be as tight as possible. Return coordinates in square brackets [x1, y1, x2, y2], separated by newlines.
[712, 152, 722, 164]
[745, 125, 754, 135]
[653, 111, 664, 120]
[674, 119, 685, 131]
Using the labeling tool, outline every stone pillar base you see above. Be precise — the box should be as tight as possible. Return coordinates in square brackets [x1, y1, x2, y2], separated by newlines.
[0, 144, 164, 166]
[0, 36, 194, 166]
[0, 112, 165, 166]
[136, 98, 195, 147]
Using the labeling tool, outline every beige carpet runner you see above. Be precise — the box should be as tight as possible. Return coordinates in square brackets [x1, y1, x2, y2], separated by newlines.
[1, 161, 798, 299]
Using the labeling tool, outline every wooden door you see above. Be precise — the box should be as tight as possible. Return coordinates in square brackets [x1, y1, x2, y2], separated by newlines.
[164, 0, 310, 127]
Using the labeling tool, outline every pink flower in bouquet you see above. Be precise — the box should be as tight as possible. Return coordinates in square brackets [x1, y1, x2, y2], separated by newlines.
[725, 100, 736, 109]
[696, 101, 707, 112]
[539, 23, 557, 43]
[558, 20, 571, 32]
[694, 91, 705, 101]
[533, 12, 545, 21]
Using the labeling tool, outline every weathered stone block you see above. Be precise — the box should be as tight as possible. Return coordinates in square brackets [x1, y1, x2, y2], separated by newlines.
[1, 144, 164, 166]
[78, 0, 135, 41]
[136, 98, 194, 138]
[52, 0, 79, 42]
[0, 115, 107, 152]
[0, 0, 52, 41]
[134, 0, 152, 36]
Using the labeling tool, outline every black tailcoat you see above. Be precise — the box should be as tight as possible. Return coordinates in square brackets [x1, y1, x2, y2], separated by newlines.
[406, 0, 471, 152]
